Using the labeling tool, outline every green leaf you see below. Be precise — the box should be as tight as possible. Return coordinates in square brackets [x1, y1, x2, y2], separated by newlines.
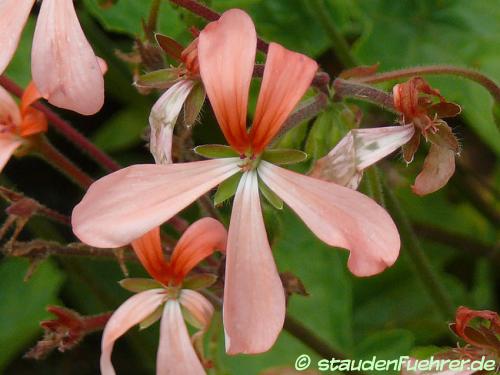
[0, 259, 64, 371]
[261, 149, 308, 165]
[214, 172, 242, 206]
[134, 68, 181, 89]
[182, 274, 218, 290]
[119, 278, 163, 293]
[92, 107, 148, 153]
[258, 178, 283, 210]
[194, 144, 239, 159]
[183, 83, 206, 127]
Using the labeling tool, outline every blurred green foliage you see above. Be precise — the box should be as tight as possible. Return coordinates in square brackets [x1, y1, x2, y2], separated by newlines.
[1, 0, 498, 374]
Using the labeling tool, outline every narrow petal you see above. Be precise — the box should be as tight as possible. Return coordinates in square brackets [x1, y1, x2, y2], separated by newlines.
[101, 289, 165, 375]
[309, 125, 415, 189]
[198, 9, 256, 153]
[249, 43, 318, 154]
[19, 82, 47, 137]
[223, 171, 285, 354]
[0, 134, 22, 172]
[131, 227, 170, 285]
[32, 0, 104, 115]
[0, 0, 34, 74]
[72, 159, 240, 248]
[149, 80, 195, 164]
[0, 85, 21, 126]
[412, 144, 455, 196]
[170, 217, 227, 283]
[179, 289, 214, 329]
[157, 300, 205, 375]
[259, 161, 400, 277]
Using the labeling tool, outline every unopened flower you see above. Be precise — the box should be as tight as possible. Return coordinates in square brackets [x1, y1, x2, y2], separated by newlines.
[101, 217, 227, 375]
[72, 9, 400, 355]
[310, 77, 461, 195]
[0, 82, 47, 172]
[146, 38, 205, 164]
[0, 0, 105, 114]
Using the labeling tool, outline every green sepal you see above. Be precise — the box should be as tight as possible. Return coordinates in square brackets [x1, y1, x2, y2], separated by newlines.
[134, 68, 180, 89]
[261, 148, 308, 165]
[119, 278, 163, 293]
[214, 172, 242, 206]
[183, 83, 206, 127]
[181, 305, 204, 330]
[194, 144, 239, 159]
[182, 273, 218, 290]
[258, 178, 283, 210]
[139, 304, 163, 330]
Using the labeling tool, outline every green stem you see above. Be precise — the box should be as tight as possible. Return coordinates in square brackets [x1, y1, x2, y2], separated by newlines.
[382, 177, 455, 319]
[146, 0, 162, 42]
[309, 0, 357, 68]
[364, 167, 386, 207]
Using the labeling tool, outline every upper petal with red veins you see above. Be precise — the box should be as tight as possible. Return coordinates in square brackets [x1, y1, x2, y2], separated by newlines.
[198, 9, 256, 152]
[31, 0, 104, 115]
[170, 217, 227, 282]
[72, 159, 240, 248]
[309, 125, 414, 189]
[157, 299, 205, 375]
[259, 161, 400, 277]
[223, 171, 285, 354]
[412, 144, 455, 196]
[0, 0, 34, 74]
[0, 134, 22, 172]
[100, 289, 165, 375]
[249, 43, 318, 154]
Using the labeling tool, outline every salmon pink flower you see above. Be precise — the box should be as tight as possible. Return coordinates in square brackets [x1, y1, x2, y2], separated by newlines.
[72, 9, 400, 354]
[101, 217, 227, 375]
[0, 82, 47, 172]
[310, 77, 461, 195]
[0, 0, 105, 115]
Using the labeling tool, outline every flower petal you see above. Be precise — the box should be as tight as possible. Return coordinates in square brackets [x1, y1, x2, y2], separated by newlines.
[198, 9, 256, 153]
[309, 125, 415, 189]
[101, 289, 165, 375]
[259, 161, 400, 277]
[0, 0, 34, 74]
[0, 85, 21, 126]
[223, 171, 285, 354]
[179, 289, 214, 329]
[412, 144, 455, 196]
[149, 80, 195, 164]
[0, 133, 22, 172]
[18, 82, 47, 137]
[157, 299, 205, 375]
[131, 227, 171, 285]
[249, 43, 318, 154]
[32, 0, 104, 115]
[72, 158, 240, 248]
[170, 217, 227, 283]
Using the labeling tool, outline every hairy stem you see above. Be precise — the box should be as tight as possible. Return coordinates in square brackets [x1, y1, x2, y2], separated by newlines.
[333, 78, 396, 112]
[354, 65, 500, 101]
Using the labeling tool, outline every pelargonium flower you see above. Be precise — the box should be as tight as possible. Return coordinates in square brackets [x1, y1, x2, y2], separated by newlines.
[0, 0, 105, 115]
[146, 38, 205, 164]
[310, 77, 461, 195]
[72, 9, 400, 354]
[101, 217, 227, 375]
[0, 82, 47, 172]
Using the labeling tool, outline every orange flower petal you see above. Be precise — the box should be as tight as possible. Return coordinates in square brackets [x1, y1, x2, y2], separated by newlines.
[249, 43, 317, 154]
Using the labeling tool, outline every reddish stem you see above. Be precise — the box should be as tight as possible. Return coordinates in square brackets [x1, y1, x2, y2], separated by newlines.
[169, 0, 269, 53]
[81, 311, 113, 333]
[354, 65, 500, 101]
[0, 76, 121, 172]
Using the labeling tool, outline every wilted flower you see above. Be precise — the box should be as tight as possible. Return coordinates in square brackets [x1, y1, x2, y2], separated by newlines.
[101, 217, 227, 375]
[72, 9, 400, 355]
[310, 77, 461, 195]
[0, 0, 105, 114]
[0, 82, 47, 172]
